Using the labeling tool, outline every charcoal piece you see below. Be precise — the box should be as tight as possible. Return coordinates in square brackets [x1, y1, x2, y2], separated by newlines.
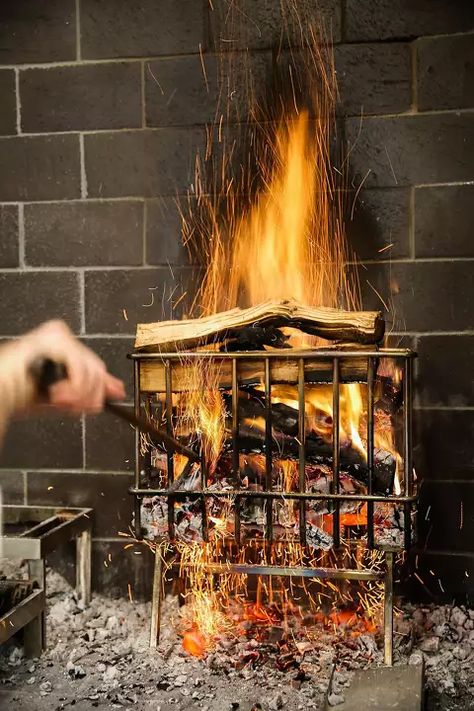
[221, 325, 291, 351]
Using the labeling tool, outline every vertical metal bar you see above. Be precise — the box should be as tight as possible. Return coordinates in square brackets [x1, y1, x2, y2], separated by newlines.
[165, 359, 175, 540]
[27, 559, 46, 650]
[149, 544, 164, 649]
[332, 359, 340, 548]
[134, 360, 142, 539]
[264, 358, 273, 549]
[232, 358, 241, 546]
[383, 550, 394, 666]
[367, 357, 375, 550]
[200, 441, 208, 542]
[403, 356, 413, 550]
[298, 358, 306, 546]
[76, 529, 92, 607]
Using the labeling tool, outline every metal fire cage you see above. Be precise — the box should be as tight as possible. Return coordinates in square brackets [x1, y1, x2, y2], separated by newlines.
[129, 349, 417, 665]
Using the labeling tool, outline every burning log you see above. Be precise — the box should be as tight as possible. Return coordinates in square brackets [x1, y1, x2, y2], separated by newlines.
[231, 394, 395, 494]
[135, 298, 385, 351]
[139, 348, 377, 393]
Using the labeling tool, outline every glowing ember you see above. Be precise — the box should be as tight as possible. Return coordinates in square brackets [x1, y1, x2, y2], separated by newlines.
[182, 629, 207, 657]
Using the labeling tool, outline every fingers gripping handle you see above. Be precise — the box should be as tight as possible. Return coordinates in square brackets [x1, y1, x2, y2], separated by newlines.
[29, 357, 67, 398]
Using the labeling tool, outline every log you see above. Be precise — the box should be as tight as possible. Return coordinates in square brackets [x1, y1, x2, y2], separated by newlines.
[234, 426, 395, 495]
[135, 298, 385, 351]
[138, 348, 377, 392]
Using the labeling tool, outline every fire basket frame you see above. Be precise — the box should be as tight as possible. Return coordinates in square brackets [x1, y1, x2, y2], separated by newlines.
[129, 348, 416, 665]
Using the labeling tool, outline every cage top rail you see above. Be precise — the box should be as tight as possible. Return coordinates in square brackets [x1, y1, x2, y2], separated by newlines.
[129, 348, 416, 360]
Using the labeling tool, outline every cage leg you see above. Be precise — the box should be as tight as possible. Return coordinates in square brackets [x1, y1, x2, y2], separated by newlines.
[150, 544, 164, 649]
[28, 559, 46, 651]
[24, 611, 44, 658]
[383, 551, 394, 666]
[76, 529, 92, 607]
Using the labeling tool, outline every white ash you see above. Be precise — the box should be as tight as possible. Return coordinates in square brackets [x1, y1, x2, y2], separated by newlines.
[0, 567, 473, 710]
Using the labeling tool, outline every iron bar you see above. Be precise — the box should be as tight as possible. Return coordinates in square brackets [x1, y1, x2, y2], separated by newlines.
[332, 358, 340, 548]
[383, 551, 394, 666]
[298, 358, 306, 545]
[232, 358, 241, 545]
[150, 545, 164, 648]
[175, 562, 383, 582]
[165, 359, 175, 540]
[130, 348, 415, 361]
[403, 358, 414, 550]
[367, 357, 375, 549]
[130, 487, 416, 503]
[133, 360, 142, 538]
[265, 358, 273, 547]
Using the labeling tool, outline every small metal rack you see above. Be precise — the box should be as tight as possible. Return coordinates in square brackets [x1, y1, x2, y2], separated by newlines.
[130, 349, 417, 665]
[0, 505, 93, 655]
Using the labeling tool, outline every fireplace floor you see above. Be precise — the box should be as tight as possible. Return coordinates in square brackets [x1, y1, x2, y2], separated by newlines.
[0, 568, 472, 711]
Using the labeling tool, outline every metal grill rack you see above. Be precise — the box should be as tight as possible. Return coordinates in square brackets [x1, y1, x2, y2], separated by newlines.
[129, 348, 417, 664]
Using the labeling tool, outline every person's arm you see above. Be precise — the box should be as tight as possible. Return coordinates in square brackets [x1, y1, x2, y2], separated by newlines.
[0, 320, 125, 442]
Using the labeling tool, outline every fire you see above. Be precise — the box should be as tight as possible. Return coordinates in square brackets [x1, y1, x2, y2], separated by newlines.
[183, 629, 207, 657]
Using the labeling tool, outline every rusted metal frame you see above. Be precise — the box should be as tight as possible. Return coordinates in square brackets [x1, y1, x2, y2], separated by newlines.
[0, 588, 45, 656]
[297, 358, 306, 545]
[134, 360, 142, 538]
[165, 359, 175, 540]
[367, 356, 376, 549]
[403, 357, 414, 550]
[264, 358, 273, 551]
[232, 358, 241, 546]
[332, 358, 340, 548]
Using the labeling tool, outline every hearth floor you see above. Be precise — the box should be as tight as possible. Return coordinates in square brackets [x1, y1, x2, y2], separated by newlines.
[0, 568, 472, 711]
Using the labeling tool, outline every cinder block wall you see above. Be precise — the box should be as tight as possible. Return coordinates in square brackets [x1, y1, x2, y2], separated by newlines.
[0, 1, 472, 601]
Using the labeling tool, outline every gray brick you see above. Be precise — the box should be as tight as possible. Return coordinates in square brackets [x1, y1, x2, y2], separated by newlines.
[146, 198, 193, 266]
[417, 336, 474, 408]
[92, 541, 153, 599]
[146, 55, 219, 127]
[26, 471, 133, 537]
[209, 0, 341, 50]
[412, 551, 474, 604]
[345, 0, 474, 41]
[0, 416, 82, 469]
[345, 113, 474, 188]
[0, 204, 19, 267]
[361, 261, 474, 332]
[84, 267, 198, 335]
[415, 409, 474, 482]
[85, 412, 133, 471]
[0, 271, 80, 335]
[0, 134, 80, 201]
[347, 188, 411, 260]
[20, 63, 142, 133]
[82, 337, 135, 393]
[24, 200, 144, 267]
[419, 481, 474, 553]
[0, 0, 76, 64]
[84, 129, 204, 198]
[81, 0, 204, 59]
[417, 33, 474, 112]
[335, 43, 411, 116]
[415, 185, 474, 258]
[0, 69, 16, 135]
[0, 471, 24, 504]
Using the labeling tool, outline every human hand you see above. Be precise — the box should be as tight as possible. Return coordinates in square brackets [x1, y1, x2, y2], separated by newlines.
[0, 320, 125, 417]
